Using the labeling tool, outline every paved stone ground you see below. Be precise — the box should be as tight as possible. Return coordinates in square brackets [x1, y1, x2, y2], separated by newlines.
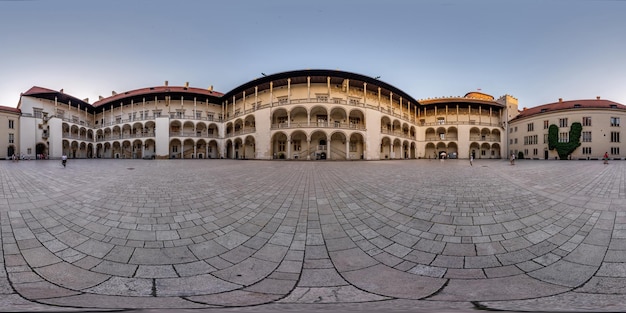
[1, 158, 625, 312]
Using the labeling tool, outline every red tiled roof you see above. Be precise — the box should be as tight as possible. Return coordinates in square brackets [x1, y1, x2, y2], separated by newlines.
[22, 86, 59, 96]
[92, 86, 224, 107]
[514, 99, 626, 120]
[0, 105, 20, 113]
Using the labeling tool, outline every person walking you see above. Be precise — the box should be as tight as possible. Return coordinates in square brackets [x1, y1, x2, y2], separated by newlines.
[510, 153, 515, 165]
[470, 155, 473, 166]
[61, 154, 68, 168]
[603, 152, 609, 164]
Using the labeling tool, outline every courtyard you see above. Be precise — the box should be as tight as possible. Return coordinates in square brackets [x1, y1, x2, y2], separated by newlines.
[1, 158, 625, 312]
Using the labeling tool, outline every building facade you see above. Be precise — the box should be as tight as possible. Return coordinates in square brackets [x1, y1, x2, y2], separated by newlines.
[14, 70, 518, 161]
[0, 105, 20, 159]
[508, 97, 626, 160]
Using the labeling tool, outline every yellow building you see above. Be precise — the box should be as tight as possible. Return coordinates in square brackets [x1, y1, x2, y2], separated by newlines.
[508, 97, 626, 160]
[1, 105, 20, 159]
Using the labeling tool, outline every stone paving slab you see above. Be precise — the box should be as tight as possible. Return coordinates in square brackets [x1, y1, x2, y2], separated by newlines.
[1, 159, 626, 311]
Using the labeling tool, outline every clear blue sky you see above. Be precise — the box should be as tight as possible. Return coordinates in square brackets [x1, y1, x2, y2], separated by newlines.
[1, 0, 625, 109]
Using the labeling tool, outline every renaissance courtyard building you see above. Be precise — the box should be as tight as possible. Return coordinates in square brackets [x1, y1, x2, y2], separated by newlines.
[12, 69, 626, 161]
[13, 69, 526, 161]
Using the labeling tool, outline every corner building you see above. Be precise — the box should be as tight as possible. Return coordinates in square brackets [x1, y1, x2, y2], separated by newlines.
[508, 97, 626, 160]
[16, 69, 516, 160]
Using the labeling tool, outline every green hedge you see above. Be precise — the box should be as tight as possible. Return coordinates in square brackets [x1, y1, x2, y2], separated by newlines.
[548, 122, 582, 159]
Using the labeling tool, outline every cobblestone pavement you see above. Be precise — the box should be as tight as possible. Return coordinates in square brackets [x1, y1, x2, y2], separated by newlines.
[1, 158, 625, 312]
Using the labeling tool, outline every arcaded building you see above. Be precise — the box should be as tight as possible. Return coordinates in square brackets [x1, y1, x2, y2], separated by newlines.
[15, 69, 518, 160]
[508, 97, 626, 160]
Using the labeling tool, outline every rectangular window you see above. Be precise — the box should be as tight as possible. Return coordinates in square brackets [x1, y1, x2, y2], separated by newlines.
[437, 117, 445, 125]
[533, 148, 538, 155]
[611, 147, 620, 155]
[582, 147, 592, 155]
[172, 146, 178, 153]
[207, 113, 214, 121]
[524, 149, 528, 156]
[278, 97, 288, 105]
[8, 120, 14, 129]
[72, 115, 79, 123]
[527, 123, 534, 132]
[559, 132, 569, 143]
[611, 131, 620, 143]
[559, 118, 568, 128]
[582, 131, 592, 142]
[510, 139, 513, 145]
[514, 138, 518, 144]
[293, 140, 301, 151]
[33, 108, 43, 118]
[8, 133, 14, 143]
[56, 109, 65, 118]
[115, 115, 122, 123]
[196, 111, 202, 119]
[582, 116, 592, 126]
[316, 94, 328, 102]
[349, 141, 357, 152]
[544, 133, 549, 144]
[543, 120, 549, 129]
[349, 98, 360, 105]
[278, 141, 286, 152]
[611, 117, 620, 127]
[153, 110, 162, 117]
[440, 133, 445, 140]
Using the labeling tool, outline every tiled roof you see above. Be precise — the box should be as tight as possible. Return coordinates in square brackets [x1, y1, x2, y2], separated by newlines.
[92, 86, 224, 108]
[514, 98, 626, 120]
[0, 105, 20, 113]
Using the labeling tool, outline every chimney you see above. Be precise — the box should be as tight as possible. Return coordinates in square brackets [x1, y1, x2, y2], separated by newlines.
[209, 85, 213, 91]
[112, 91, 117, 96]
[164, 80, 169, 86]
[558, 98, 563, 102]
[185, 82, 189, 88]
[83, 98, 89, 103]
[597, 96, 601, 100]
[99, 95, 104, 100]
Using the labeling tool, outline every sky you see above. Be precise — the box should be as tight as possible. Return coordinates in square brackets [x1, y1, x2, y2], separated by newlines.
[1, 0, 625, 109]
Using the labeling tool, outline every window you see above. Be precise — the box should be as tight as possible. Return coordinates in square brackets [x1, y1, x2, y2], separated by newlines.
[514, 126, 518, 132]
[277, 116, 287, 124]
[196, 111, 202, 119]
[153, 110, 162, 117]
[349, 117, 361, 127]
[33, 108, 43, 118]
[582, 131, 592, 142]
[582, 147, 592, 155]
[349, 98, 360, 105]
[316, 94, 328, 102]
[514, 138, 518, 144]
[582, 116, 592, 126]
[72, 115, 79, 123]
[437, 117, 445, 125]
[543, 120, 549, 129]
[559, 118, 568, 127]
[172, 145, 178, 153]
[207, 113, 214, 121]
[293, 140, 301, 151]
[175, 110, 184, 118]
[524, 135, 538, 145]
[559, 132, 569, 143]
[611, 117, 620, 127]
[527, 123, 534, 132]
[611, 147, 620, 155]
[439, 133, 445, 140]
[8, 133, 14, 143]
[544, 134, 549, 144]
[8, 119, 14, 129]
[278, 141, 286, 152]
[611, 131, 620, 143]
[510, 139, 513, 145]
[278, 97, 288, 105]
[56, 109, 65, 118]
[533, 148, 538, 156]
[27, 148, 32, 155]
[332, 98, 342, 104]
[349, 141, 357, 152]
[524, 149, 528, 156]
